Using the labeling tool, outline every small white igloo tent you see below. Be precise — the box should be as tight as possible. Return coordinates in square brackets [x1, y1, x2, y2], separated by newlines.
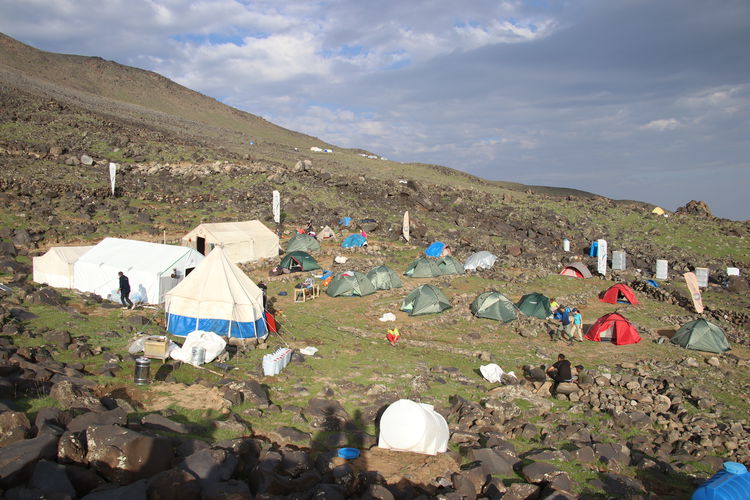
[378, 399, 449, 455]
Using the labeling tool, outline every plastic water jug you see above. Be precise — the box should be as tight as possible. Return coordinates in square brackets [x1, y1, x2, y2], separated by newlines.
[692, 462, 750, 500]
[563, 239, 570, 252]
[262, 348, 293, 376]
[589, 241, 598, 257]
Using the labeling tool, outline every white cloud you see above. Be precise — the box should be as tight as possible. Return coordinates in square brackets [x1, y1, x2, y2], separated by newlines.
[641, 119, 681, 131]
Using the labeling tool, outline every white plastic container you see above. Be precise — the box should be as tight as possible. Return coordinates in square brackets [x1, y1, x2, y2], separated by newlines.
[612, 251, 626, 271]
[695, 267, 709, 288]
[562, 239, 570, 252]
[655, 260, 668, 280]
[262, 348, 293, 376]
[378, 399, 449, 455]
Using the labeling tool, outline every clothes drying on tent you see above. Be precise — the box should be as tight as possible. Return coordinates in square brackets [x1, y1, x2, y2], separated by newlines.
[286, 233, 321, 254]
[326, 271, 376, 297]
[600, 284, 639, 304]
[367, 265, 402, 290]
[341, 234, 367, 248]
[165, 247, 268, 339]
[670, 318, 730, 354]
[438, 255, 464, 275]
[33, 245, 94, 288]
[404, 257, 442, 278]
[470, 291, 518, 323]
[585, 313, 641, 345]
[378, 399, 449, 455]
[560, 262, 593, 279]
[516, 293, 552, 319]
[181, 220, 280, 263]
[424, 241, 445, 257]
[400, 284, 451, 316]
[464, 251, 497, 271]
[73, 237, 204, 304]
[339, 217, 352, 227]
[279, 251, 320, 272]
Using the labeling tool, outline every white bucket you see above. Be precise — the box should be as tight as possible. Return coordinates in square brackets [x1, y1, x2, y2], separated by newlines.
[695, 267, 709, 288]
[562, 239, 570, 252]
[612, 251, 626, 271]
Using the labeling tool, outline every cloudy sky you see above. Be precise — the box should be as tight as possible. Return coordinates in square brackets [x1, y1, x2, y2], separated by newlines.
[1, 0, 748, 219]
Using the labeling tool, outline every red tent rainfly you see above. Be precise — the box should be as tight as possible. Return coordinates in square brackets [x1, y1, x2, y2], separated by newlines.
[585, 313, 641, 345]
[599, 284, 639, 305]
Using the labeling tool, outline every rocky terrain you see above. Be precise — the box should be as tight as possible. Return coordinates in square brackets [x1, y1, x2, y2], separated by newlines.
[1, 32, 750, 499]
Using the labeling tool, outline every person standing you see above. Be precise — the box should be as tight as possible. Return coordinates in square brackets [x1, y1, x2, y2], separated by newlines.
[553, 305, 572, 342]
[118, 271, 134, 309]
[571, 308, 584, 342]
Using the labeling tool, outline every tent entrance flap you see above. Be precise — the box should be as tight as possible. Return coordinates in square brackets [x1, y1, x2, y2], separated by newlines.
[197, 237, 206, 255]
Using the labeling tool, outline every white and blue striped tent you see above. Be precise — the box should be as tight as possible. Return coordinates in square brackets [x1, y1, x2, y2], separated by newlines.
[165, 246, 267, 339]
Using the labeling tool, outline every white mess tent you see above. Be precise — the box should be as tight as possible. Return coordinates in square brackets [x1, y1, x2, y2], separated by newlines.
[181, 220, 280, 264]
[73, 238, 204, 304]
[165, 247, 268, 339]
[378, 399, 449, 455]
[33, 245, 93, 288]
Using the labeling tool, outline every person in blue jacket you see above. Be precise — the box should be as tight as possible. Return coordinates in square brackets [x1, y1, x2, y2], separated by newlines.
[553, 305, 572, 342]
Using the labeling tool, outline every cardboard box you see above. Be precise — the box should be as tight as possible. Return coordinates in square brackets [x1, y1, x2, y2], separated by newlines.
[143, 336, 169, 360]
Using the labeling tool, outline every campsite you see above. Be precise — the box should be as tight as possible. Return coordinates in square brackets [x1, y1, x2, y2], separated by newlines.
[0, 31, 750, 499]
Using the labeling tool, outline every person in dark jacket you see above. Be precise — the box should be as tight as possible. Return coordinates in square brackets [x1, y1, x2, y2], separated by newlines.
[546, 353, 573, 383]
[553, 305, 572, 342]
[118, 271, 134, 309]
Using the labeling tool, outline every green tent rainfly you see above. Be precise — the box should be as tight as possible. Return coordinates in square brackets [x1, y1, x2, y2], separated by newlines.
[400, 284, 452, 316]
[670, 318, 730, 354]
[279, 251, 321, 272]
[326, 271, 377, 297]
[404, 257, 442, 278]
[286, 233, 321, 254]
[470, 291, 518, 323]
[516, 292, 552, 319]
[438, 255, 465, 276]
[367, 265, 402, 290]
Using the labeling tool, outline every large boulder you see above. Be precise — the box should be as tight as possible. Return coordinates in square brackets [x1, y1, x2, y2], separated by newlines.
[85, 425, 173, 484]
[0, 411, 31, 447]
[0, 433, 59, 488]
[49, 380, 106, 412]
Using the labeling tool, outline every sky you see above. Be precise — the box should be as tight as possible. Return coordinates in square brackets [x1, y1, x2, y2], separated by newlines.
[1, 0, 748, 220]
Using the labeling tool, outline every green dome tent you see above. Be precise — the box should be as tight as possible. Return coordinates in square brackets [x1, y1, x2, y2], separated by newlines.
[670, 318, 730, 354]
[438, 255, 465, 276]
[367, 265, 402, 290]
[286, 233, 321, 254]
[400, 284, 452, 316]
[516, 292, 552, 319]
[279, 251, 321, 272]
[470, 291, 518, 323]
[326, 271, 377, 297]
[404, 257, 442, 278]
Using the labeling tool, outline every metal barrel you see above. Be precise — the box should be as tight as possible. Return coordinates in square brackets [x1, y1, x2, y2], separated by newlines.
[134, 356, 151, 385]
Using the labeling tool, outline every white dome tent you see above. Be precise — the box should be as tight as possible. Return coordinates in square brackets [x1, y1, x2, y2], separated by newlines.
[464, 251, 497, 271]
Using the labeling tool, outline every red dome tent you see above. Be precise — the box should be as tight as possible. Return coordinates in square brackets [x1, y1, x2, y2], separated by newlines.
[585, 313, 641, 345]
[600, 284, 639, 305]
[560, 262, 593, 279]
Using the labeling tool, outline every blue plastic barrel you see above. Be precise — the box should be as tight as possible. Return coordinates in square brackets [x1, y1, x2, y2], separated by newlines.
[693, 462, 750, 500]
[589, 241, 598, 257]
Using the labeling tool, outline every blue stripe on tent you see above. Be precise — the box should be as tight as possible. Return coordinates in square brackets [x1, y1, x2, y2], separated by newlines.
[167, 313, 268, 338]
[425, 241, 445, 257]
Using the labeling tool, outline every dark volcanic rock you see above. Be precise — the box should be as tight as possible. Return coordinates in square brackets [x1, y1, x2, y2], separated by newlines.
[0, 433, 59, 488]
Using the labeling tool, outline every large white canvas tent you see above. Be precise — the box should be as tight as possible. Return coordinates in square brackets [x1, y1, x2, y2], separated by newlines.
[181, 220, 280, 263]
[73, 238, 204, 304]
[33, 246, 94, 288]
[164, 247, 267, 339]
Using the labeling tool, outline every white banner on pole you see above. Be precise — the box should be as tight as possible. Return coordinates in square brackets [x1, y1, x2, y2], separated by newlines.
[272, 190, 281, 224]
[597, 239, 607, 275]
[402, 211, 410, 242]
[108, 162, 118, 196]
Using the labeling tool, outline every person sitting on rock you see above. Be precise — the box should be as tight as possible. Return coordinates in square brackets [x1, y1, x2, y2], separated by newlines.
[546, 353, 573, 383]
